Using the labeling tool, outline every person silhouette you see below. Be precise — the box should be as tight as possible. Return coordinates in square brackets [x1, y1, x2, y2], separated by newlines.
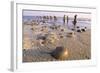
[66, 16, 69, 29]
[72, 15, 77, 30]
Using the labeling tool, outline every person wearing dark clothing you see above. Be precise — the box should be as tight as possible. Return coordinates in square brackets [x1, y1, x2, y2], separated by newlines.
[72, 15, 77, 30]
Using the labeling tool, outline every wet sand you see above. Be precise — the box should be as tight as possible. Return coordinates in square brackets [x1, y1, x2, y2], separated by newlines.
[23, 24, 91, 62]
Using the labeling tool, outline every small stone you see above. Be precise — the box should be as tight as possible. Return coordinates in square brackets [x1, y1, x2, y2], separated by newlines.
[77, 29, 82, 32]
[61, 29, 64, 31]
[76, 26, 80, 28]
[30, 28, 34, 30]
[67, 32, 74, 37]
[85, 55, 90, 59]
[71, 28, 75, 31]
[81, 29, 86, 32]
[60, 35, 64, 38]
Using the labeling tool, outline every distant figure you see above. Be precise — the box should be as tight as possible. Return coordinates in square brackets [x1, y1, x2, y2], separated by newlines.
[47, 16, 49, 22]
[50, 16, 52, 19]
[66, 16, 69, 29]
[72, 15, 77, 30]
[43, 16, 46, 23]
[63, 15, 66, 26]
[49, 16, 53, 23]
[67, 16, 69, 24]
[54, 16, 57, 24]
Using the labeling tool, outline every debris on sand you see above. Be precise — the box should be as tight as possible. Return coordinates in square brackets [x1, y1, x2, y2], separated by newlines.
[66, 32, 75, 37]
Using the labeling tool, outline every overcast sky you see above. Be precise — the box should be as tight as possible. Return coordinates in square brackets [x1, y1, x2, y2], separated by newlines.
[23, 10, 91, 19]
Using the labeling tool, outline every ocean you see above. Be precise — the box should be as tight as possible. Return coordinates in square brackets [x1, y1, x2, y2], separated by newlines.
[23, 16, 91, 29]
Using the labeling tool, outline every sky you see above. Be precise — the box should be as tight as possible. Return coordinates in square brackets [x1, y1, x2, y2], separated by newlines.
[23, 10, 91, 19]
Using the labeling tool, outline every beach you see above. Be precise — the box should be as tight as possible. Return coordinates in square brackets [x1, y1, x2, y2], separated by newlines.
[23, 23, 91, 62]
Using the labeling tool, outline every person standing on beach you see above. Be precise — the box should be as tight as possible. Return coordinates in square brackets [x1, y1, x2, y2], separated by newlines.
[72, 15, 77, 30]
[66, 16, 69, 28]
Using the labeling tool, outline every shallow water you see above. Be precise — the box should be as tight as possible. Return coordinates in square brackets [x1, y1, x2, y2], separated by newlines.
[23, 16, 91, 29]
